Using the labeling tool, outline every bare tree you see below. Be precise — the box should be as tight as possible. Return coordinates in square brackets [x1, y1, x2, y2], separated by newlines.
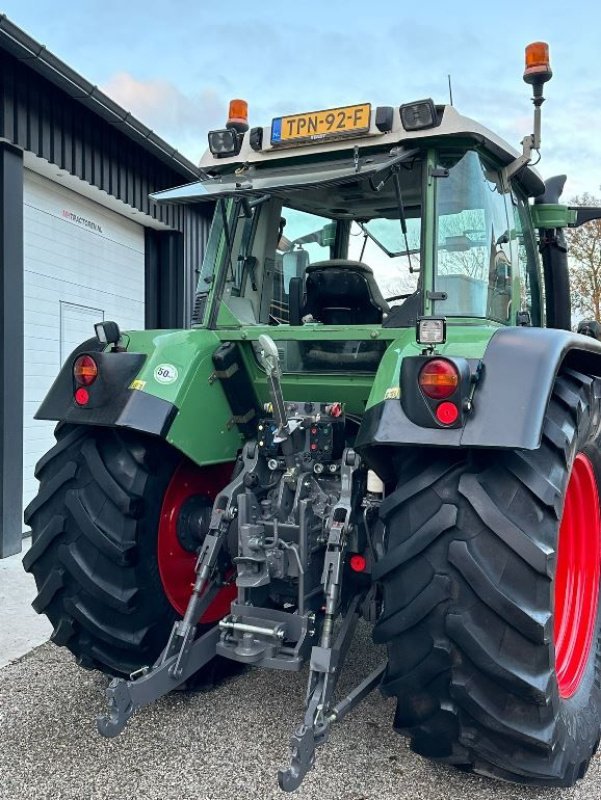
[566, 193, 601, 322]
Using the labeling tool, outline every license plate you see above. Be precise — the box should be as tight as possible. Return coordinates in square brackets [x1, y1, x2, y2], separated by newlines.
[271, 103, 371, 145]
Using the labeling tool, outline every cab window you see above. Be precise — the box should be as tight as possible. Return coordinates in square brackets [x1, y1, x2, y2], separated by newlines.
[434, 150, 513, 323]
[510, 191, 543, 326]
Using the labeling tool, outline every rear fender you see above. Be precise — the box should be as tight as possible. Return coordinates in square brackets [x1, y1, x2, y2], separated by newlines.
[35, 329, 244, 466]
[356, 327, 601, 479]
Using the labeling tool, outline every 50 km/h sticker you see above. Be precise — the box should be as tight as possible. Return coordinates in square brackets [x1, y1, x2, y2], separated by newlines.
[153, 364, 179, 384]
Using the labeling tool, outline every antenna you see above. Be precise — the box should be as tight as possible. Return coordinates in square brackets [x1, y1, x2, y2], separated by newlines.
[447, 74, 454, 106]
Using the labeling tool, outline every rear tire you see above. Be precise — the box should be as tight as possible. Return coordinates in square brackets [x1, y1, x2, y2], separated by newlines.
[373, 367, 601, 786]
[24, 424, 235, 681]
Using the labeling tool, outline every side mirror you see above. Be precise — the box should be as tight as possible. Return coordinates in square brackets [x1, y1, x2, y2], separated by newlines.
[318, 222, 337, 247]
[577, 320, 601, 341]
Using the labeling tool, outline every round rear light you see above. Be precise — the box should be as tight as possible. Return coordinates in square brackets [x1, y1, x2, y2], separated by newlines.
[436, 401, 459, 425]
[74, 387, 89, 406]
[418, 359, 459, 400]
[349, 554, 367, 573]
[73, 355, 98, 386]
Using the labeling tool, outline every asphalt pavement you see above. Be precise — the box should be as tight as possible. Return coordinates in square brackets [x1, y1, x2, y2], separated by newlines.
[1, 622, 600, 800]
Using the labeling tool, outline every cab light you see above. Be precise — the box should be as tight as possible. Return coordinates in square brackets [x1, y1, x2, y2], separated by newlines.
[249, 126, 263, 151]
[74, 387, 89, 406]
[399, 99, 439, 131]
[208, 128, 239, 156]
[417, 317, 446, 345]
[419, 359, 459, 400]
[435, 401, 459, 425]
[524, 41, 552, 84]
[94, 320, 120, 346]
[349, 554, 367, 573]
[226, 98, 249, 133]
[73, 355, 98, 386]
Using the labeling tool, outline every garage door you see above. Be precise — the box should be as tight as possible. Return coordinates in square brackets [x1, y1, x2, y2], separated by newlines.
[23, 170, 145, 513]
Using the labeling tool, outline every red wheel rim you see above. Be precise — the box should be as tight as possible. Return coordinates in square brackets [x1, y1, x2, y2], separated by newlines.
[554, 452, 601, 698]
[157, 459, 237, 623]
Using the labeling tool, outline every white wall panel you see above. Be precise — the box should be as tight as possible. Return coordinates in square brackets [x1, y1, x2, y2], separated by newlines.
[23, 170, 145, 512]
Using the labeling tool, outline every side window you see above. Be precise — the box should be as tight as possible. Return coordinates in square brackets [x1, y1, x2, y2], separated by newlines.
[510, 192, 543, 326]
[230, 206, 258, 297]
[434, 151, 513, 323]
[218, 202, 261, 326]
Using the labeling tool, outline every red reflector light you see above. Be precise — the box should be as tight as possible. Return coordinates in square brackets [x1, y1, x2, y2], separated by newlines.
[73, 355, 98, 386]
[436, 401, 459, 426]
[74, 387, 89, 406]
[418, 359, 459, 400]
[349, 554, 367, 573]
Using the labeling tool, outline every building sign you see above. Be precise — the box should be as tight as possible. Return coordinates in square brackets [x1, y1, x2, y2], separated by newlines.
[62, 209, 103, 234]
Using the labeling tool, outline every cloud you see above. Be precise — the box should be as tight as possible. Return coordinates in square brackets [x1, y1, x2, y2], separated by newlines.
[100, 72, 227, 161]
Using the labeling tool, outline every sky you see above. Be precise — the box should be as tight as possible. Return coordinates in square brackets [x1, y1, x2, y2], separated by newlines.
[0, 0, 599, 198]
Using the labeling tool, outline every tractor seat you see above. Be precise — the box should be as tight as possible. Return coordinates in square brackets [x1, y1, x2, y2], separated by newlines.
[301, 260, 390, 325]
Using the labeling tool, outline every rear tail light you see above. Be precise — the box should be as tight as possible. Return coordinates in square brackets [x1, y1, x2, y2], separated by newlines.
[349, 554, 368, 573]
[73, 355, 98, 386]
[418, 359, 459, 400]
[74, 387, 89, 406]
[435, 401, 459, 425]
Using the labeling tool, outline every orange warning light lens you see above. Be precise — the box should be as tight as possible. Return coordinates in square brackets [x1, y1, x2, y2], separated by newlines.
[525, 42, 550, 70]
[227, 99, 249, 132]
[524, 42, 552, 84]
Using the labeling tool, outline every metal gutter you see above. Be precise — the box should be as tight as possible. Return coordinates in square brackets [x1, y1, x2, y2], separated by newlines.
[0, 14, 200, 182]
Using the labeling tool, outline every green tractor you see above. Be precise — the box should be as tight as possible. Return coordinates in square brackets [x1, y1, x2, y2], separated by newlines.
[24, 42, 601, 789]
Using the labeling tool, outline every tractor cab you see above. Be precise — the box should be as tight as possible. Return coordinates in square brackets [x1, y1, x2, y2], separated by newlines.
[154, 99, 545, 361]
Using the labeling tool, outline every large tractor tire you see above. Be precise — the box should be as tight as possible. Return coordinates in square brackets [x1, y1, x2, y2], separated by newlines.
[373, 367, 601, 786]
[24, 424, 236, 679]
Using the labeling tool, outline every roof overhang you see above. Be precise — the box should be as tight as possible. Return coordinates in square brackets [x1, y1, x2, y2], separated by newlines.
[0, 14, 200, 183]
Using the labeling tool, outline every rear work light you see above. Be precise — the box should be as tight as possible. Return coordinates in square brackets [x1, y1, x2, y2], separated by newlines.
[208, 128, 239, 157]
[399, 99, 439, 131]
[73, 355, 98, 386]
[418, 359, 459, 400]
[417, 317, 446, 345]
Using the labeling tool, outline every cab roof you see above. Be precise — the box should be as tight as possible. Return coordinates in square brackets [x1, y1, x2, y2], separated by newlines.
[196, 103, 544, 197]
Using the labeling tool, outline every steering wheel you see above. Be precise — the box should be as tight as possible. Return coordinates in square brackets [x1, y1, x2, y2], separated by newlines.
[385, 293, 413, 302]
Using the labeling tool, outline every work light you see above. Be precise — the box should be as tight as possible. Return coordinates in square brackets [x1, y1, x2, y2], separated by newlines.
[399, 99, 439, 131]
[94, 320, 121, 346]
[208, 128, 239, 156]
[416, 317, 446, 345]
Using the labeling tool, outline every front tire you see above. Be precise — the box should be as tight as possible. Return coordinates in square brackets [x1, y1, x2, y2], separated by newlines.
[24, 424, 234, 679]
[373, 367, 601, 786]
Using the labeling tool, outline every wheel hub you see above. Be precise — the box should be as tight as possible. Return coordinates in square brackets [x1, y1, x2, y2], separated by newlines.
[176, 495, 212, 553]
[157, 459, 237, 622]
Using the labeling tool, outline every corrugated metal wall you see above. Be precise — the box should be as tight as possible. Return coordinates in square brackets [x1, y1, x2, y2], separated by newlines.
[0, 48, 198, 233]
[183, 206, 212, 326]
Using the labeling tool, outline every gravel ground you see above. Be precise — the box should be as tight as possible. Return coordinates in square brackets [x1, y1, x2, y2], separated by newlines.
[1, 623, 599, 800]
